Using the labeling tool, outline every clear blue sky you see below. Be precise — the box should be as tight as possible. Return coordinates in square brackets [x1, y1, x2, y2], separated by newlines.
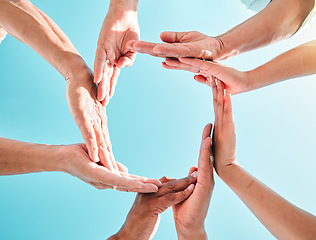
[0, 0, 315, 239]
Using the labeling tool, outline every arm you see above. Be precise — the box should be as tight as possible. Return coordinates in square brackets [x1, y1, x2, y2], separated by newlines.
[128, 0, 314, 62]
[163, 39, 316, 94]
[173, 124, 215, 240]
[0, 137, 161, 192]
[212, 80, 316, 240]
[0, 0, 158, 193]
[94, 0, 140, 105]
[108, 174, 197, 240]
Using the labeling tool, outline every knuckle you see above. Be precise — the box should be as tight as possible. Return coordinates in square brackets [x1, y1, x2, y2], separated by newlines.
[167, 181, 176, 190]
[165, 193, 176, 202]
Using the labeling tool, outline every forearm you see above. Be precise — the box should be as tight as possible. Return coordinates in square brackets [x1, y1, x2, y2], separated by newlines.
[246, 40, 316, 91]
[109, 0, 139, 11]
[217, 0, 314, 59]
[0, 137, 65, 175]
[218, 163, 316, 240]
[0, 0, 86, 79]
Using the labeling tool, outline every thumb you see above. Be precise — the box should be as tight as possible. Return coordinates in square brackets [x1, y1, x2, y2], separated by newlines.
[160, 31, 188, 43]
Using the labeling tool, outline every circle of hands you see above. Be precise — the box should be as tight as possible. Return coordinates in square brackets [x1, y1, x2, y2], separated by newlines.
[62, 4, 245, 237]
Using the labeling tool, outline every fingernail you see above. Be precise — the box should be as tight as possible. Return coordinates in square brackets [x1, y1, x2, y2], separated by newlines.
[210, 155, 214, 163]
[187, 184, 195, 191]
[191, 171, 198, 178]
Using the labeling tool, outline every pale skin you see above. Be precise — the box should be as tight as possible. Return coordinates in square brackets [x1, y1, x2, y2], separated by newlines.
[0, 138, 161, 192]
[94, 0, 139, 106]
[108, 125, 215, 240]
[126, 0, 314, 67]
[212, 79, 316, 240]
[160, 39, 316, 95]
[0, 0, 158, 192]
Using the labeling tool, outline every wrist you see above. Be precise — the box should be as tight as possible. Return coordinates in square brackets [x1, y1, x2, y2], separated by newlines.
[216, 161, 239, 181]
[116, 203, 159, 240]
[110, 0, 139, 11]
[32, 144, 67, 173]
[214, 34, 239, 60]
[177, 226, 207, 240]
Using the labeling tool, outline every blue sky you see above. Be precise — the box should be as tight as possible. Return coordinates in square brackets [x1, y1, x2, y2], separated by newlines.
[0, 0, 315, 239]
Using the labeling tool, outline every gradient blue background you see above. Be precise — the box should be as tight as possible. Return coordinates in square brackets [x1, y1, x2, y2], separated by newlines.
[0, 0, 315, 239]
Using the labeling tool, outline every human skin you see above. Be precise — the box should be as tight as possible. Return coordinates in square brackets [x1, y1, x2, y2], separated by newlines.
[127, 0, 314, 64]
[94, 0, 139, 105]
[0, 0, 158, 192]
[108, 124, 215, 240]
[173, 124, 214, 240]
[212, 79, 316, 239]
[160, 39, 316, 95]
[0, 137, 161, 192]
[108, 174, 198, 240]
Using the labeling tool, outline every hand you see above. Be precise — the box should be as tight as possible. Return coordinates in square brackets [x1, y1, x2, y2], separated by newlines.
[110, 174, 197, 240]
[66, 67, 118, 169]
[173, 124, 214, 240]
[128, 31, 223, 61]
[164, 57, 251, 95]
[211, 79, 237, 174]
[94, 3, 140, 106]
[59, 143, 161, 192]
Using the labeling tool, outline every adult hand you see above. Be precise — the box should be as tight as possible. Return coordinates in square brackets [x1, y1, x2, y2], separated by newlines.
[164, 57, 250, 95]
[173, 124, 214, 240]
[66, 67, 118, 170]
[60, 143, 161, 192]
[109, 174, 197, 240]
[94, 2, 140, 106]
[211, 79, 237, 174]
[128, 31, 223, 61]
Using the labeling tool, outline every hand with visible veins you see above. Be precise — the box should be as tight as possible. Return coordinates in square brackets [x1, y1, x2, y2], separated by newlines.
[94, 0, 140, 106]
[173, 124, 215, 240]
[108, 173, 198, 240]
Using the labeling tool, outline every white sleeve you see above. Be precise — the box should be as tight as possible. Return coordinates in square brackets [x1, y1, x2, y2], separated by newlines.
[240, 0, 271, 12]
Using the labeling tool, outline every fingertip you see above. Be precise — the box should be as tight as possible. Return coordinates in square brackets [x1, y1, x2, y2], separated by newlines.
[142, 183, 159, 193]
[187, 184, 195, 192]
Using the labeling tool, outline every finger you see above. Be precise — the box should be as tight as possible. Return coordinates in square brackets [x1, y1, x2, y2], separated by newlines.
[116, 51, 136, 68]
[160, 184, 195, 207]
[159, 176, 176, 184]
[194, 75, 209, 86]
[212, 78, 218, 125]
[145, 178, 163, 187]
[109, 66, 121, 99]
[153, 43, 193, 58]
[95, 168, 159, 192]
[164, 58, 200, 73]
[94, 46, 107, 84]
[129, 40, 163, 57]
[160, 31, 188, 43]
[198, 137, 214, 180]
[94, 121, 116, 172]
[188, 166, 198, 176]
[102, 121, 119, 172]
[117, 161, 128, 173]
[202, 123, 213, 141]
[179, 58, 226, 81]
[217, 80, 225, 125]
[97, 77, 107, 103]
[79, 119, 99, 162]
[157, 175, 197, 197]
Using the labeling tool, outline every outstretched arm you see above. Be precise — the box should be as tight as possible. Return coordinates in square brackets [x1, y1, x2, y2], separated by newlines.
[128, 0, 314, 62]
[163, 39, 316, 94]
[212, 79, 316, 239]
[94, 0, 140, 105]
[0, 137, 161, 192]
[0, 0, 158, 193]
[108, 174, 197, 240]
